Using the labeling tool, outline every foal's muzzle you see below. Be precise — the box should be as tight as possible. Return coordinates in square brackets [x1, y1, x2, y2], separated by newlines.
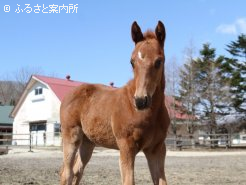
[134, 95, 151, 110]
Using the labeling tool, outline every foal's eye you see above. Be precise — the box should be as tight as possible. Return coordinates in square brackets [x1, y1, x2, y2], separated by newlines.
[154, 59, 162, 69]
[130, 59, 135, 68]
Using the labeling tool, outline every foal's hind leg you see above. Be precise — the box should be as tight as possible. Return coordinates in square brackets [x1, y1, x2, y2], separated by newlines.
[143, 143, 167, 185]
[61, 126, 82, 185]
[72, 135, 95, 185]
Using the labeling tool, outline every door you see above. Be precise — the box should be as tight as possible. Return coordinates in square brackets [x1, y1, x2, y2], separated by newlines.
[29, 121, 47, 146]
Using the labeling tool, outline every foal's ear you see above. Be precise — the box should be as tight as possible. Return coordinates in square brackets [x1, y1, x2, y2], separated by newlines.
[155, 21, 166, 48]
[131, 21, 144, 44]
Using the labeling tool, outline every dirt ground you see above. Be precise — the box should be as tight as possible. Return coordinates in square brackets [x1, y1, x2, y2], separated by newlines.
[0, 148, 246, 185]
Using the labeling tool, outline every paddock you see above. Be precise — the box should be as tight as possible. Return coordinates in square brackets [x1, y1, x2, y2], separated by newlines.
[0, 148, 245, 185]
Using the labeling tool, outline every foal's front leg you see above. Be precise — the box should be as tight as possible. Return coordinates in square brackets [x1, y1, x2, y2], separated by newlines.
[144, 143, 167, 185]
[118, 139, 137, 185]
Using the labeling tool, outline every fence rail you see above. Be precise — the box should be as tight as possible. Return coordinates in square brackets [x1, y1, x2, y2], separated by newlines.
[165, 133, 246, 150]
[0, 132, 62, 154]
[1, 132, 246, 154]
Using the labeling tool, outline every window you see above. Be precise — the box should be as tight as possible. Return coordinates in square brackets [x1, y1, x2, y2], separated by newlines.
[32, 87, 45, 102]
[242, 136, 246, 141]
[30, 121, 46, 131]
[54, 123, 61, 136]
[35, 87, 43, 95]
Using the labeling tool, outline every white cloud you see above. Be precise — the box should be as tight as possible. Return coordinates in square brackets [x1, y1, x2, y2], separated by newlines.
[236, 18, 246, 33]
[216, 18, 246, 35]
[216, 24, 237, 35]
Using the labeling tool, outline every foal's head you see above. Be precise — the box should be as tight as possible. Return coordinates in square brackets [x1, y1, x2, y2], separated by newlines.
[130, 21, 166, 110]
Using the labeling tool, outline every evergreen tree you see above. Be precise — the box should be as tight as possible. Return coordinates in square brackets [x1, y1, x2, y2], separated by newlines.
[194, 44, 228, 133]
[226, 34, 246, 59]
[224, 34, 246, 113]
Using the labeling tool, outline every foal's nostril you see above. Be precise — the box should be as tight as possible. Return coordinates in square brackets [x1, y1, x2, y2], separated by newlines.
[134, 96, 150, 110]
[144, 96, 148, 105]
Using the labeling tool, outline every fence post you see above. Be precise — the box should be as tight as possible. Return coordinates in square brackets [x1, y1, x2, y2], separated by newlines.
[6, 145, 8, 154]
[229, 133, 232, 147]
[28, 131, 33, 152]
[179, 136, 182, 151]
[176, 136, 182, 151]
[174, 135, 177, 150]
[225, 134, 229, 150]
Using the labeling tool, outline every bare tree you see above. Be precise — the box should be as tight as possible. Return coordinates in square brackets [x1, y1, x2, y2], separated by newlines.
[179, 41, 198, 134]
[0, 66, 43, 105]
[165, 56, 181, 135]
[165, 56, 180, 96]
[0, 74, 16, 105]
[13, 66, 43, 100]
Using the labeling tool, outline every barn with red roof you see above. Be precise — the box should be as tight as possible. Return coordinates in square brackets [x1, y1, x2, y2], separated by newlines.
[11, 75, 84, 146]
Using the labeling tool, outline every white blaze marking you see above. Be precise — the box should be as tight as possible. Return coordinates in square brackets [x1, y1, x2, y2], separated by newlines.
[138, 51, 144, 61]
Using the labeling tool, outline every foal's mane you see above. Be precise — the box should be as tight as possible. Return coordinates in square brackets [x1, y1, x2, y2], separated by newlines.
[143, 30, 156, 40]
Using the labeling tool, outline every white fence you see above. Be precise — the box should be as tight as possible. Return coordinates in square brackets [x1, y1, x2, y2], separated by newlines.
[166, 133, 246, 150]
[0, 132, 62, 153]
[1, 132, 246, 154]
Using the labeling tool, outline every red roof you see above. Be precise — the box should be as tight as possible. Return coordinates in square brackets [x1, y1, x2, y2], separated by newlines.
[33, 75, 84, 101]
[165, 96, 196, 121]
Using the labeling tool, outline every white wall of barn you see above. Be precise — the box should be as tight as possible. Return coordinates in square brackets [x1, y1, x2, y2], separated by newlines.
[12, 81, 61, 146]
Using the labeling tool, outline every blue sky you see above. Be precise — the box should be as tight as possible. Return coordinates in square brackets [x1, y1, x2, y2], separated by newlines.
[1, 0, 246, 87]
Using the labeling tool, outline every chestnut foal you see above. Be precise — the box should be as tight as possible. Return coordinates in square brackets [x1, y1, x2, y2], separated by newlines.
[60, 21, 170, 185]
